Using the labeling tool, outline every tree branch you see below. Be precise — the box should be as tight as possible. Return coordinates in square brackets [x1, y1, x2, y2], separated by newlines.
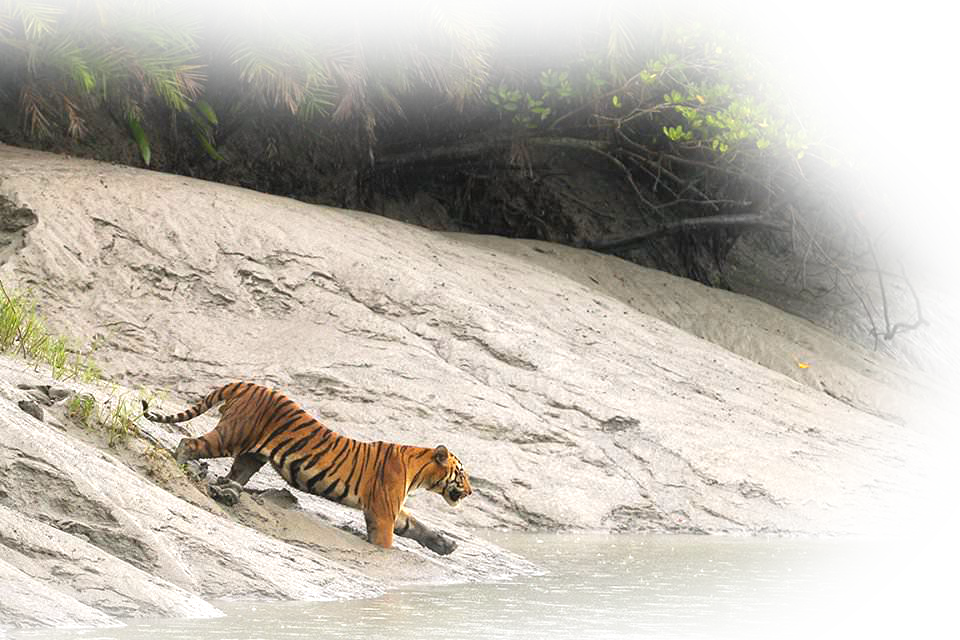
[590, 213, 788, 253]
[853, 216, 930, 340]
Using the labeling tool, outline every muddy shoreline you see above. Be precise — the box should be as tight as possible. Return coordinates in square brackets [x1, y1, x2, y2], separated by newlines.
[0, 145, 930, 630]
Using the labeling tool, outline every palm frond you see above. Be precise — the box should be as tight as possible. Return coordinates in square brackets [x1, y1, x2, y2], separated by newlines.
[61, 93, 86, 137]
[425, 3, 496, 103]
[328, 41, 369, 122]
[126, 113, 151, 165]
[224, 11, 333, 115]
[0, 5, 15, 38]
[113, 2, 206, 111]
[93, 0, 201, 52]
[43, 36, 95, 91]
[12, 0, 62, 41]
[19, 83, 52, 137]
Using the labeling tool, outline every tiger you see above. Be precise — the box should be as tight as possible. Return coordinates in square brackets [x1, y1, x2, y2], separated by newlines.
[141, 381, 471, 555]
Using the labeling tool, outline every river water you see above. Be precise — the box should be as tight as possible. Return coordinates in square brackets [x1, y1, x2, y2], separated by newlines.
[11, 532, 948, 640]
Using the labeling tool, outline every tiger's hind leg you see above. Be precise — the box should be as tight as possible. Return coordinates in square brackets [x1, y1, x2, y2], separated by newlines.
[393, 509, 458, 555]
[208, 452, 267, 506]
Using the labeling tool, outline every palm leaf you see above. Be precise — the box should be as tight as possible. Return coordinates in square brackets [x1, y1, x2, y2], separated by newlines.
[43, 36, 95, 91]
[61, 94, 87, 137]
[126, 114, 150, 166]
[12, 0, 62, 41]
[215, 6, 336, 117]
[193, 98, 217, 125]
[91, 4, 204, 111]
[0, 8, 15, 38]
[19, 83, 52, 137]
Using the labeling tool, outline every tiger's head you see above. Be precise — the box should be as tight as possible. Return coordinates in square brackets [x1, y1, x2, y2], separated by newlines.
[430, 445, 472, 507]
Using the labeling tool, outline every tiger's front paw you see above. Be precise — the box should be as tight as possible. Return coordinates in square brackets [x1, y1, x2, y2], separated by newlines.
[207, 477, 243, 506]
[426, 532, 457, 556]
[182, 460, 208, 481]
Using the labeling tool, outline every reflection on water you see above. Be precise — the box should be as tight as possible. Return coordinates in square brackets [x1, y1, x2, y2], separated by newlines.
[10, 532, 948, 640]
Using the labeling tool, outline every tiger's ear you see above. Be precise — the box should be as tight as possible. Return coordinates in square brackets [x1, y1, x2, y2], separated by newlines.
[433, 445, 449, 465]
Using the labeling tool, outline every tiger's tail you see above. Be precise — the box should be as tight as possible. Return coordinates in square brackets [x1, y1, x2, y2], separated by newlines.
[141, 381, 247, 424]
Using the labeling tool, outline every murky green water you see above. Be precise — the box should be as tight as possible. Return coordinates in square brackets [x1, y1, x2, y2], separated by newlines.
[10, 532, 948, 640]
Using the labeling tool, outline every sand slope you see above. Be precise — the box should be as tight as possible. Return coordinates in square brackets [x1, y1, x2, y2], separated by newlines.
[0, 144, 933, 628]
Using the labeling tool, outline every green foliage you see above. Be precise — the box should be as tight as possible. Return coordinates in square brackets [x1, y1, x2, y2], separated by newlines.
[467, 15, 820, 176]
[587, 0, 796, 81]
[622, 29, 818, 167]
[0, 2, 818, 169]
[67, 385, 161, 448]
[67, 391, 96, 428]
[0, 285, 46, 357]
[0, 281, 102, 382]
[182, 98, 222, 162]
[0, 0, 64, 40]
[638, 20, 929, 202]
[126, 115, 150, 165]
[97, 386, 140, 447]
[223, 7, 335, 117]
[0, 0, 509, 131]
[487, 55, 608, 128]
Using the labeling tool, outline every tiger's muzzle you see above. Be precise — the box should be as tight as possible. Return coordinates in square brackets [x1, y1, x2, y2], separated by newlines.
[444, 485, 471, 506]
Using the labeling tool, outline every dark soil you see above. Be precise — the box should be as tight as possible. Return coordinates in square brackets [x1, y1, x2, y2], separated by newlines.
[0, 95, 756, 289]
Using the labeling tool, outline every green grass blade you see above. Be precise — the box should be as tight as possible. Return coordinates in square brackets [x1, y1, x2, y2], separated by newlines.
[126, 116, 151, 166]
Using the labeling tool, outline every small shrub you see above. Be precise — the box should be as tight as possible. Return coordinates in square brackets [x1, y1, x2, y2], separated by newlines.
[98, 387, 139, 447]
[66, 392, 97, 428]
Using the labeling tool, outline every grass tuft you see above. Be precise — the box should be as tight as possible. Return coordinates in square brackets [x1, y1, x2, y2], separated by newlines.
[0, 281, 102, 382]
[68, 386, 163, 448]
[66, 391, 96, 427]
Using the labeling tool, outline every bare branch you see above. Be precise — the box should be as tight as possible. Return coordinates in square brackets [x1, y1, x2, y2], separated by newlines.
[862, 226, 926, 341]
[591, 213, 788, 253]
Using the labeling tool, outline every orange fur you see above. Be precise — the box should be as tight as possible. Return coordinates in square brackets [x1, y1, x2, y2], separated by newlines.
[143, 381, 471, 554]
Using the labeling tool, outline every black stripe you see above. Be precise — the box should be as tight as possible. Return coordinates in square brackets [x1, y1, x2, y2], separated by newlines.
[246, 385, 272, 425]
[262, 412, 307, 445]
[262, 398, 296, 430]
[268, 438, 293, 460]
[353, 442, 371, 497]
[320, 479, 340, 498]
[213, 428, 227, 456]
[304, 465, 332, 493]
[224, 382, 254, 412]
[277, 428, 322, 469]
[341, 445, 361, 499]
[288, 454, 309, 490]
[232, 381, 254, 401]
[408, 459, 432, 490]
[378, 444, 394, 489]
[332, 439, 356, 473]
[212, 382, 240, 410]
[299, 432, 338, 472]
[240, 387, 275, 448]
[303, 437, 348, 492]
[304, 437, 354, 493]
